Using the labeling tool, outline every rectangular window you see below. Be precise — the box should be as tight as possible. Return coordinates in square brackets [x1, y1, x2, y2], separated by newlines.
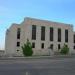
[17, 28, 21, 39]
[50, 44, 53, 50]
[58, 28, 61, 42]
[17, 42, 20, 47]
[50, 27, 53, 41]
[73, 46, 75, 49]
[58, 44, 60, 49]
[41, 26, 45, 41]
[73, 34, 75, 43]
[32, 25, 36, 40]
[32, 42, 35, 48]
[41, 43, 44, 49]
[65, 29, 68, 42]
[17, 50, 19, 52]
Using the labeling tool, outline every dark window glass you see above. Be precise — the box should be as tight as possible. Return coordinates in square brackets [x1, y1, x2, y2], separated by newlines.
[65, 29, 68, 42]
[41, 26, 45, 41]
[58, 44, 60, 49]
[32, 42, 35, 48]
[50, 27, 53, 41]
[50, 44, 53, 50]
[74, 46, 75, 49]
[32, 25, 36, 40]
[41, 43, 44, 49]
[17, 42, 20, 47]
[73, 34, 75, 43]
[58, 28, 61, 42]
[17, 28, 21, 39]
[17, 50, 19, 52]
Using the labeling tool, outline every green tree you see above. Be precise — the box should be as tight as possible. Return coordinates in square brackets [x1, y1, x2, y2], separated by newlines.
[21, 39, 33, 56]
[60, 44, 69, 54]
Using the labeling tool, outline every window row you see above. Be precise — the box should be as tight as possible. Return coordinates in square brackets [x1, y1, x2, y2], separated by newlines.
[32, 25, 68, 42]
[16, 41, 60, 49]
[16, 42, 45, 49]
[16, 27, 75, 43]
[32, 42, 61, 50]
[16, 41, 75, 50]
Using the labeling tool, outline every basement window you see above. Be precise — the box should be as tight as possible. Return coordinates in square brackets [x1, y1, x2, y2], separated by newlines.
[73, 46, 75, 49]
[17, 42, 20, 47]
[32, 42, 35, 48]
[41, 43, 44, 49]
[17, 50, 19, 52]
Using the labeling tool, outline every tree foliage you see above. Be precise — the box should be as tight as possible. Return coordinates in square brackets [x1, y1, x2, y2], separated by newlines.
[21, 39, 33, 56]
[60, 44, 69, 54]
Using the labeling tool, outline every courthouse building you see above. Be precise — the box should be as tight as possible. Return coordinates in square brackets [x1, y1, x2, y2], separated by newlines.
[5, 17, 75, 56]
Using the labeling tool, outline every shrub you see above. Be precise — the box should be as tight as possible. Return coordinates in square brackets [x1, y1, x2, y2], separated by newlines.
[21, 39, 33, 56]
[60, 44, 69, 55]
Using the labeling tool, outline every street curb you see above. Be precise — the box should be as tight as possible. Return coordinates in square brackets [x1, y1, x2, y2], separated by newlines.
[0, 55, 75, 60]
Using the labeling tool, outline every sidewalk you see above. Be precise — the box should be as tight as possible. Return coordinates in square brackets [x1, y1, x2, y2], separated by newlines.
[0, 55, 75, 60]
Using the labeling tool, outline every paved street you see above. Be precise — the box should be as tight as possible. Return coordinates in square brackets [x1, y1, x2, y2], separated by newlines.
[0, 57, 75, 75]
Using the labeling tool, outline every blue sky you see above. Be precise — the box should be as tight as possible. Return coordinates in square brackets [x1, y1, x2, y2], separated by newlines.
[0, 0, 75, 50]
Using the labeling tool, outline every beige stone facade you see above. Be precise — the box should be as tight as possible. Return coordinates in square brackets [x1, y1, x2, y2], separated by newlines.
[5, 17, 75, 56]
